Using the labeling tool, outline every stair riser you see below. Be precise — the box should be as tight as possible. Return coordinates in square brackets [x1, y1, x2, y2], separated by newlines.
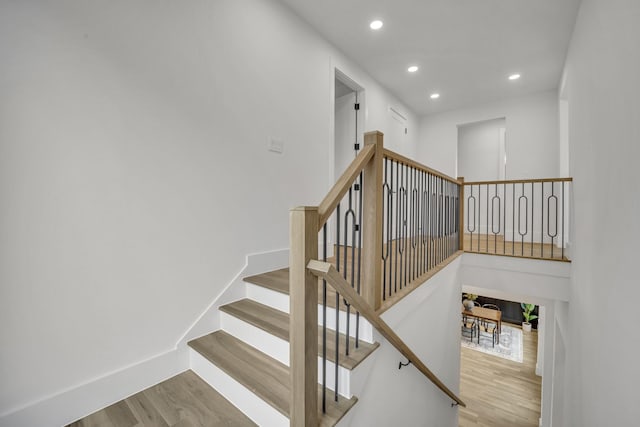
[245, 283, 374, 343]
[220, 312, 353, 397]
[190, 349, 289, 427]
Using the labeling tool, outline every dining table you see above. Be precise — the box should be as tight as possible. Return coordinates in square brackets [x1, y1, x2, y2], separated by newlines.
[461, 305, 502, 336]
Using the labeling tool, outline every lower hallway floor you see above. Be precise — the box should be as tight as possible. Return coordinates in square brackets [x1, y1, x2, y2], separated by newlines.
[459, 325, 541, 427]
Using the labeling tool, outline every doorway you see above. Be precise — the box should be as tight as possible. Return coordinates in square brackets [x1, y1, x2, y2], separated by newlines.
[334, 69, 364, 181]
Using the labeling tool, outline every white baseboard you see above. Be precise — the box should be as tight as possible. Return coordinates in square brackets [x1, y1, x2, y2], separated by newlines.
[0, 348, 187, 427]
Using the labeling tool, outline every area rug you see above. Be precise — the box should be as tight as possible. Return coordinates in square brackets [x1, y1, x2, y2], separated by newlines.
[461, 324, 523, 363]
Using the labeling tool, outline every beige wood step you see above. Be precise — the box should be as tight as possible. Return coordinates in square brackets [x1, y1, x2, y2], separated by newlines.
[188, 331, 357, 427]
[244, 267, 355, 312]
[220, 298, 379, 370]
[66, 370, 256, 427]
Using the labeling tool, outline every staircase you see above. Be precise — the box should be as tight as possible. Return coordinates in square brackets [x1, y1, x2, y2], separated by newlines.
[187, 267, 380, 426]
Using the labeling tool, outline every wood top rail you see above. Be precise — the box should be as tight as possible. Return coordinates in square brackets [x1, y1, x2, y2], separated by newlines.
[307, 260, 466, 408]
[317, 144, 376, 228]
[383, 149, 460, 185]
[463, 177, 573, 186]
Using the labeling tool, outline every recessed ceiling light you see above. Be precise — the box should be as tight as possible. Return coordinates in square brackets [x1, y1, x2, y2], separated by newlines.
[508, 73, 521, 80]
[370, 20, 383, 30]
[407, 66, 419, 73]
[430, 93, 440, 99]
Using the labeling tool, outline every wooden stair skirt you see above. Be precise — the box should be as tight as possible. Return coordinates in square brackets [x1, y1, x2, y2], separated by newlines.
[187, 268, 380, 426]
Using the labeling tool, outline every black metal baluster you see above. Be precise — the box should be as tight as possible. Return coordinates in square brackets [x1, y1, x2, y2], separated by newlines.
[334, 204, 340, 402]
[518, 183, 527, 256]
[485, 183, 489, 253]
[531, 182, 534, 257]
[382, 160, 390, 301]
[322, 224, 327, 413]
[343, 188, 356, 356]
[512, 183, 515, 255]
[562, 181, 565, 259]
[427, 173, 432, 271]
[356, 171, 363, 348]
[389, 160, 395, 297]
[548, 182, 558, 259]
[393, 162, 402, 294]
[492, 183, 500, 253]
[503, 182, 506, 255]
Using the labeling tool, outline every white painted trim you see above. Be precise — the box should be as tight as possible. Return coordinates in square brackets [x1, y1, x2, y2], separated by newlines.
[0, 348, 187, 427]
[246, 282, 290, 313]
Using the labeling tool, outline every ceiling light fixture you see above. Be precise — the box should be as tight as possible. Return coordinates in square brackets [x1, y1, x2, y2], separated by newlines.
[407, 66, 419, 73]
[508, 73, 521, 80]
[370, 20, 383, 30]
[430, 93, 440, 99]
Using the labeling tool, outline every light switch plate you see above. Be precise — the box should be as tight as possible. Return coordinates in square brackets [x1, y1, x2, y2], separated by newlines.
[268, 137, 284, 154]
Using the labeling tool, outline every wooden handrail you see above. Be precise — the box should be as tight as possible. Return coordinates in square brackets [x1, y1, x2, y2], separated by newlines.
[463, 177, 573, 186]
[383, 149, 460, 185]
[307, 260, 467, 408]
[318, 143, 376, 228]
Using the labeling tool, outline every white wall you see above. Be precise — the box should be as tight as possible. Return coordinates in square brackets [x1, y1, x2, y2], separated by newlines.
[417, 91, 559, 180]
[340, 258, 462, 427]
[0, 0, 419, 419]
[458, 118, 506, 182]
[561, 0, 640, 425]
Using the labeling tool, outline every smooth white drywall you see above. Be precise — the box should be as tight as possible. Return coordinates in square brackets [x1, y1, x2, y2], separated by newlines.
[418, 91, 559, 179]
[460, 254, 570, 303]
[458, 118, 506, 181]
[0, 0, 419, 419]
[340, 258, 462, 427]
[561, 1, 640, 425]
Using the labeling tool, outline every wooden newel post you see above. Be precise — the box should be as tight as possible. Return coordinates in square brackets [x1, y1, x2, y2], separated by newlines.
[361, 131, 384, 311]
[289, 207, 318, 426]
[457, 177, 465, 251]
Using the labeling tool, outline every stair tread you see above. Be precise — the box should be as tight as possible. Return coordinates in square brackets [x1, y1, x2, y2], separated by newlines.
[220, 298, 379, 370]
[67, 370, 256, 427]
[244, 267, 355, 312]
[244, 268, 290, 294]
[188, 331, 357, 426]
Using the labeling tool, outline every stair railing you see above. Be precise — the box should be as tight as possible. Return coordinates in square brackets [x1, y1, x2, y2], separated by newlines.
[461, 177, 573, 261]
[289, 131, 465, 426]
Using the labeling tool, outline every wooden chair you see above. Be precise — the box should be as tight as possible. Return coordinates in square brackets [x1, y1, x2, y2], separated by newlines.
[479, 304, 500, 346]
[461, 314, 477, 342]
[478, 320, 498, 347]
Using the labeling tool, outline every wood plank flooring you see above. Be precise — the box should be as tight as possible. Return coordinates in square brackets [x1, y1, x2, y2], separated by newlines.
[67, 370, 256, 427]
[463, 233, 569, 261]
[459, 325, 541, 427]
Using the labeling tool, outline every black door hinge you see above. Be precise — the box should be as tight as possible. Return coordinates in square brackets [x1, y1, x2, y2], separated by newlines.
[354, 103, 360, 110]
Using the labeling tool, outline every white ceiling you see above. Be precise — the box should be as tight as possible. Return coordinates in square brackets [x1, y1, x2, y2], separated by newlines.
[278, 0, 581, 116]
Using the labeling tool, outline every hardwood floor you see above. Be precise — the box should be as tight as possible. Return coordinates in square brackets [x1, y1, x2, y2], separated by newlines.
[463, 233, 569, 261]
[67, 370, 256, 427]
[459, 325, 541, 427]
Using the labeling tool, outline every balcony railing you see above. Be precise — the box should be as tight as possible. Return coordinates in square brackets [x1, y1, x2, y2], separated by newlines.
[461, 178, 572, 261]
